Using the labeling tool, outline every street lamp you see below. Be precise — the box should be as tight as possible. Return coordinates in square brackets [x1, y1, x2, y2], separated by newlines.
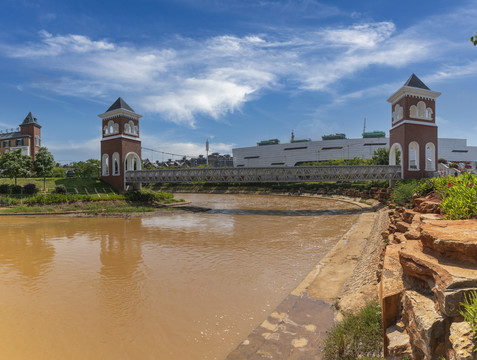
[206, 138, 209, 166]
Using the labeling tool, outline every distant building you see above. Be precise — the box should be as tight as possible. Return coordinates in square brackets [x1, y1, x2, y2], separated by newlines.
[233, 74, 477, 168]
[0, 112, 42, 161]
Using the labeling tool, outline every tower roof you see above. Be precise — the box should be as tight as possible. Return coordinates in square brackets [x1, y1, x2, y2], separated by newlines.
[20, 112, 41, 128]
[106, 97, 135, 113]
[404, 73, 430, 90]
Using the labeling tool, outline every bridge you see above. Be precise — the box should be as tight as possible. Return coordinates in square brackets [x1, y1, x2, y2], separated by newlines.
[125, 165, 401, 184]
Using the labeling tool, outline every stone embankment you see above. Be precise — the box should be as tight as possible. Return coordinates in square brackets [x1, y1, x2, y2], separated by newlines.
[379, 195, 477, 359]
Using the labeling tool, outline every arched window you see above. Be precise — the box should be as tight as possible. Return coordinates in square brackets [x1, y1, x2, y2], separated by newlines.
[104, 126, 109, 136]
[113, 152, 120, 175]
[113, 123, 119, 133]
[124, 123, 130, 133]
[426, 107, 433, 120]
[410, 105, 417, 117]
[417, 101, 426, 118]
[408, 141, 419, 170]
[108, 120, 114, 135]
[393, 104, 403, 124]
[389, 142, 403, 179]
[425, 142, 436, 171]
[102, 154, 109, 176]
[125, 152, 141, 172]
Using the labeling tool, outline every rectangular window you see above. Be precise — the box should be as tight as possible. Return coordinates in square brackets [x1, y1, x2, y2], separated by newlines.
[322, 146, 343, 150]
[236, 164, 245, 167]
[364, 143, 387, 146]
[3, 140, 9, 148]
[35, 136, 40, 147]
[452, 150, 468, 153]
[284, 146, 308, 150]
[16, 139, 23, 146]
[271, 162, 285, 165]
[244, 156, 260, 159]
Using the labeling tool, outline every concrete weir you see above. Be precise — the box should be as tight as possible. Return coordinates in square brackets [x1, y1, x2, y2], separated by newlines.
[226, 201, 388, 359]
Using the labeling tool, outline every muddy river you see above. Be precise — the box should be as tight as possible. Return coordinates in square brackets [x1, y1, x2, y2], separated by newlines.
[0, 194, 360, 359]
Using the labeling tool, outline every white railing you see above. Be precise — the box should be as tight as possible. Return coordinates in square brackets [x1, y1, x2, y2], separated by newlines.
[125, 165, 402, 184]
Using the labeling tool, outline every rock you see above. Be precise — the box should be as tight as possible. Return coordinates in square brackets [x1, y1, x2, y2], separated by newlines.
[399, 241, 477, 317]
[386, 323, 412, 359]
[396, 221, 411, 233]
[404, 229, 421, 240]
[419, 213, 444, 222]
[421, 220, 477, 265]
[449, 322, 477, 360]
[401, 290, 445, 359]
[403, 210, 418, 224]
[394, 232, 407, 244]
[379, 244, 405, 355]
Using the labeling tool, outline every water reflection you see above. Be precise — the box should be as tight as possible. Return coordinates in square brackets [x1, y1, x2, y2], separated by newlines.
[0, 195, 362, 359]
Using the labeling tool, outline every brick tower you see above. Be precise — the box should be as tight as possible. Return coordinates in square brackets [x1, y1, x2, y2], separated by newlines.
[387, 74, 441, 179]
[19, 112, 42, 161]
[99, 98, 142, 190]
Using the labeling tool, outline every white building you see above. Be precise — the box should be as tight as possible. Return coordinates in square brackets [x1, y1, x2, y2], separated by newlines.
[232, 136, 477, 167]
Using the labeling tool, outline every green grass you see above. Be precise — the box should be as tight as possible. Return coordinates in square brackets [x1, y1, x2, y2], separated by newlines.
[390, 179, 419, 206]
[0, 177, 114, 194]
[322, 301, 383, 360]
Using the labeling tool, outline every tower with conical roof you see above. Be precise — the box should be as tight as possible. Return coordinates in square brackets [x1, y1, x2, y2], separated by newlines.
[99, 97, 142, 190]
[387, 74, 441, 179]
[19, 112, 42, 161]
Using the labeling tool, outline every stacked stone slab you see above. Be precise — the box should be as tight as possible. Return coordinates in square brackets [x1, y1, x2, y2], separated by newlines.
[379, 196, 477, 359]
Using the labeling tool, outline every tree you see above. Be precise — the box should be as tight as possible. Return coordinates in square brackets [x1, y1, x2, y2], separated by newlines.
[71, 159, 101, 178]
[0, 149, 32, 185]
[472, 33, 477, 46]
[369, 147, 401, 165]
[33, 147, 55, 191]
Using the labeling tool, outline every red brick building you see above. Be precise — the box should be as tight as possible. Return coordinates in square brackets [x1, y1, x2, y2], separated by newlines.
[388, 74, 441, 179]
[0, 112, 42, 161]
[100, 98, 142, 190]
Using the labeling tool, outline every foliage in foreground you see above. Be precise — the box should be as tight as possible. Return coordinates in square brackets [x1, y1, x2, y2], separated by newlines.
[390, 179, 419, 206]
[416, 173, 477, 220]
[460, 291, 477, 351]
[322, 301, 382, 360]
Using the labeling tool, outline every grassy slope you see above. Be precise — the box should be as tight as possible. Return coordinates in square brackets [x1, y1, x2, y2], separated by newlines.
[0, 177, 114, 193]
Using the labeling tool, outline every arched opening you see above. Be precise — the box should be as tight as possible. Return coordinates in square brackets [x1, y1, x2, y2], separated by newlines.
[108, 120, 114, 134]
[104, 126, 109, 136]
[124, 152, 141, 172]
[408, 141, 419, 170]
[102, 154, 109, 176]
[410, 105, 417, 117]
[426, 107, 433, 120]
[389, 142, 403, 179]
[113, 152, 120, 175]
[425, 142, 436, 171]
[417, 101, 426, 118]
[124, 123, 130, 134]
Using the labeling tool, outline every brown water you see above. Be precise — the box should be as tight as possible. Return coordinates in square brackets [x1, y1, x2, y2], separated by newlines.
[0, 194, 360, 360]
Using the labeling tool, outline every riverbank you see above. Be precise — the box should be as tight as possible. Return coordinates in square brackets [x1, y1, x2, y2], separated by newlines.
[226, 197, 388, 359]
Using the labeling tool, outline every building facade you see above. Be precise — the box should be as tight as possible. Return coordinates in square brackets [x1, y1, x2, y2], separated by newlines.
[100, 98, 142, 190]
[0, 112, 42, 161]
[388, 74, 440, 179]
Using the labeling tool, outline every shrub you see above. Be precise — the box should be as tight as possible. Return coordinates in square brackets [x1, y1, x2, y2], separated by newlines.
[11, 185, 22, 194]
[0, 184, 11, 194]
[126, 190, 174, 203]
[460, 290, 477, 348]
[322, 301, 383, 359]
[23, 183, 37, 195]
[54, 185, 67, 194]
[390, 180, 419, 205]
[0, 197, 19, 206]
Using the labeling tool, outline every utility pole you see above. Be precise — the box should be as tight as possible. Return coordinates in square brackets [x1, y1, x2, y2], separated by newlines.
[206, 138, 209, 167]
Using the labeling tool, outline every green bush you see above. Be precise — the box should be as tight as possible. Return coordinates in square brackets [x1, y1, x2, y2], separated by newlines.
[54, 185, 67, 194]
[126, 190, 174, 203]
[0, 184, 11, 194]
[460, 290, 477, 349]
[0, 196, 19, 206]
[23, 183, 37, 195]
[11, 185, 22, 194]
[390, 180, 419, 205]
[322, 301, 383, 359]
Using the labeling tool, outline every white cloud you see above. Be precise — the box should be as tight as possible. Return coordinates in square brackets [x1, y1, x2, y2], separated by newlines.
[1, 8, 466, 126]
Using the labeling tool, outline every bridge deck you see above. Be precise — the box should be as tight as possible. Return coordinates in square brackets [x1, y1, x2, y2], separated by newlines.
[125, 165, 401, 183]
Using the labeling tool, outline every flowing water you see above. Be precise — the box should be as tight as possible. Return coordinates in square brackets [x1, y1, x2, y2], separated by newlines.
[0, 194, 360, 360]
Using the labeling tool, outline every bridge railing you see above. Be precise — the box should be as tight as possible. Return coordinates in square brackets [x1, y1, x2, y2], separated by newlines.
[125, 165, 401, 183]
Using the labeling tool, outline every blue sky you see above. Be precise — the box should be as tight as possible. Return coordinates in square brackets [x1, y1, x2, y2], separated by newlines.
[0, 0, 476, 163]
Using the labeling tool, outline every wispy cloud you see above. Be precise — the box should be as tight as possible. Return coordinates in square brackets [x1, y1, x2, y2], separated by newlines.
[1, 2, 472, 127]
